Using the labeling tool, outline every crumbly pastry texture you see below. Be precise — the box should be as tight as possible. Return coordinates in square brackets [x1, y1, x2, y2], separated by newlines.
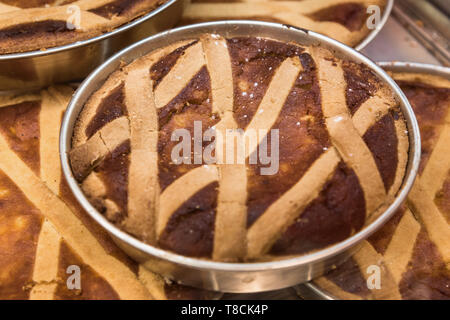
[0, 86, 217, 300]
[0, 0, 167, 54]
[180, 0, 387, 48]
[302, 72, 450, 300]
[70, 35, 409, 263]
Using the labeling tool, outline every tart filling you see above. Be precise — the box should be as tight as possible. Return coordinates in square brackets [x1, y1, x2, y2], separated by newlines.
[70, 35, 409, 262]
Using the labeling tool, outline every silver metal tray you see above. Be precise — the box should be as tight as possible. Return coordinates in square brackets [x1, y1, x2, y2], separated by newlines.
[0, 0, 188, 92]
[297, 61, 450, 300]
[60, 21, 421, 293]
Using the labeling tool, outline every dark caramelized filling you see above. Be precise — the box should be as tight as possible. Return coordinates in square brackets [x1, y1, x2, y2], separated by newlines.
[158, 66, 218, 191]
[150, 41, 198, 89]
[397, 81, 450, 173]
[324, 256, 372, 298]
[227, 37, 304, 128]
[0, 170, 43, 300]
[270, 162, 366, 255]
[95, 140, 131, 221]
[89, 0, 146, 19]
[368, 205, 406, 255]
[344, 61, 379, 115]
[55, 241, 119, 300]
[363, 112, 398, 192]
[399, 230, 450, 300]
[0, 20, 71, 41]
[435, 174, 450, 223]
[85, 83, 127, 139]
[310, 3, 367, 31]
[159, 182, 218, 258]
[0, 101, 41, 176]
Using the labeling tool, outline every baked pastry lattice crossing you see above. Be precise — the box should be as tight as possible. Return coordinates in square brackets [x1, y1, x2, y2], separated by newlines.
[0, 87, 216, 300]
[181, 0, 387, 48]
[70, 35, 409, 262]
[0, 0, 166, 54]
[305, 72, 450, 300]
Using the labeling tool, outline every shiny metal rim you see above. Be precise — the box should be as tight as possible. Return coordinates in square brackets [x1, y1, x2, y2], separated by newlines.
[60, 21, 421, 276]
[355, 0, 394, 51]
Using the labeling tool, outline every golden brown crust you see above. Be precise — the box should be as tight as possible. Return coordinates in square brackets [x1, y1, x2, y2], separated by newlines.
[180, 0, 387, 48]
[71, 35, 408, 262]
[309, 71, 450, 300]
[0, 0, 167, 54]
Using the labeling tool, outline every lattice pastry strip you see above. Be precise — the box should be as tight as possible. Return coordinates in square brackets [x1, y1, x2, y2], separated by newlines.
[0, 86, 216, 300]
[306, 72, 450, 300]
[180, 0, 387, 47]
[70, 34, 408, 263]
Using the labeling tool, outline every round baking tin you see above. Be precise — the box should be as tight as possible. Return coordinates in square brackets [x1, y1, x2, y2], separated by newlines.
[355, 0, 393, 51]
[298, 61, 449, 300]
[60, 21, 421, 293]
[0, 0, 188, 92]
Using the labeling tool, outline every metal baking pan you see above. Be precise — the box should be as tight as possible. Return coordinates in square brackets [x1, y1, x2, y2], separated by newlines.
[297, 61, 450, 300]
[393, 0, 450, 66]
[356, 0, 393, 50]
[0, 0, 188, 92]
[60, 21, 421, 293]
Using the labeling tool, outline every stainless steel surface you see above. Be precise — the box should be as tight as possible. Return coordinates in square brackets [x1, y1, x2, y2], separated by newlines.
[361, 16, 441, 64]
[0, 0, 188, 91]
[399, 0, 450, 39]
[298, 62, 450, 301]
[355, 0, 394, 50]
[393, 0, 450, 66]
[295, 283, 333, 300]
[60, 21, 421, 293]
